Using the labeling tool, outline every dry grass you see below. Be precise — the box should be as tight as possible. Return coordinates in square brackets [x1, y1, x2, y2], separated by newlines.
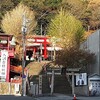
[26, 61, 50, 76]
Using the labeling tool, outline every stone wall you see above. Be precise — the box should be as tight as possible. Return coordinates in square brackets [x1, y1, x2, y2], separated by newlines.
[74, 86, 89, 96]
[0, 82, 21, 95]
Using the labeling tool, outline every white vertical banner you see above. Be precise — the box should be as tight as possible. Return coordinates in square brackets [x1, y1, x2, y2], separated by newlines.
[15, 83, 20, 94]
[0, 50, 8, 81]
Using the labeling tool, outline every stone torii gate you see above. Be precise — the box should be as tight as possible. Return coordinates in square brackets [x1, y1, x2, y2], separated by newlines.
[66, 68, 81, 95]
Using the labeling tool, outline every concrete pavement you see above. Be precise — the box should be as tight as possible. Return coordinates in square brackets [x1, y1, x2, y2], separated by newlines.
[33, 93, 100, 100]
[0, 95, 34, 100]
[0, 94, 100, 100]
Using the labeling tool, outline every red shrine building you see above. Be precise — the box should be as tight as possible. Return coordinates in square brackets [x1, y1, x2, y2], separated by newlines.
[26, 35, 51, 61]
[0, 33, 14, 82]
[26, 35, 61, 61]
[0, 33, 52, 82]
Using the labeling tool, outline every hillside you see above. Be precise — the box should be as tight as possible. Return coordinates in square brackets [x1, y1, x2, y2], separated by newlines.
[26, 61, 51, 76]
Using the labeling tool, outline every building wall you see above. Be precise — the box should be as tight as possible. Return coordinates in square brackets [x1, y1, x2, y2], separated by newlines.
[75, 30, 100, 96]
[74, 86, 89, 96]
[81, 30, 100, 75]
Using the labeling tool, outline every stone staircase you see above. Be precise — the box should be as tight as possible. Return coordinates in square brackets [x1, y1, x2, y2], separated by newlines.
[42, 75, 72, 94]
[42, 75, 51, 93]
[26, 61, 72, 95]
[54, 75, 72, 94]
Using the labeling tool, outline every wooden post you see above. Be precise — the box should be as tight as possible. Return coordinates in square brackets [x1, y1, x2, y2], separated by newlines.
[72, 71, 75, 95]
[43, 38, 47, 59]
[39, 75, 42, 95]
[51, 70, 54, 95]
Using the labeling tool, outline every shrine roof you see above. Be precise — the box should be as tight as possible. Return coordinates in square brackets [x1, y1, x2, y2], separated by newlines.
[0, 33, 13, 40]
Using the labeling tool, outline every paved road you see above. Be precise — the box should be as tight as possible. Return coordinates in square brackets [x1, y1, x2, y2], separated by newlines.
[0, 94, 100, 100]
[0, 95, 34, 100]
[33, 94, 100, 100]
[34, 96, 100, 100]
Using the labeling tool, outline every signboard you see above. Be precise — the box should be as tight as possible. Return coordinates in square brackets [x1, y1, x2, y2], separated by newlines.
[0, 50, 8, 81]
[75, 73, 87, 86]
[39, 75, 42, 95]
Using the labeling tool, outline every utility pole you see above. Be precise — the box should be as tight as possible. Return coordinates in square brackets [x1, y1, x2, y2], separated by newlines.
[40, 24, 43, 61]
[21, 13, 27, 96]
[41, 24, 43, 36]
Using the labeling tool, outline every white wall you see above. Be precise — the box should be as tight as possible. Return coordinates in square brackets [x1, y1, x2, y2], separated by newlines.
[81, 30, 100, 75]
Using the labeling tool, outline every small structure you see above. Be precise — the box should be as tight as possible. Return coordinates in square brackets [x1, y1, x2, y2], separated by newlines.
[88, 73, 100, 96]
[0, 33, 14, 82]
[26, 36, 50, 60]
[26, 35, 62, 61]
[66, 68, 81, 95]
[0, 33, 22, 95]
